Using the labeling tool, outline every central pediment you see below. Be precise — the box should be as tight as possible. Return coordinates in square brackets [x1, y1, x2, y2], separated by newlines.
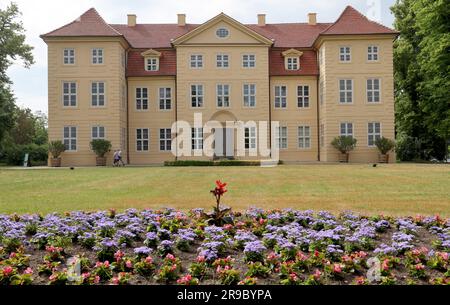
[171, 13, 273, 46]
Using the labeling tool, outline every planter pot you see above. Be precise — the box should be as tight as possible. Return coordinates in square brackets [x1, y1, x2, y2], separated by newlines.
[339, 153, 349, 163]
[96, 156, 107, 166]
[50, 158, 61, 167]
[378, 154, 389, 163]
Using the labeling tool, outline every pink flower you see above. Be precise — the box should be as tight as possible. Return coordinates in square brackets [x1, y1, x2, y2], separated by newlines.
[313, 269, 321, 280]
[333, 264, 342, 273]
[166, 253, 175, 261]
[439, 252, 448, 260]
[95, 261, 102, 268]
[104, 261, 110, 268]
[289, 273, 298, 281]
[356, 276, 366, 285]
[94, 275, 100, 284]
[3, 266, 13, 276]
[112, 277, 119, 285]
[24, 267, 33, 275]
[145, 256, 153, 264]
[114, 250, 124, 261]
[196, 256, 205, 263]
[415, 263, 425, 270]
[9, 252, 16, 258]
[125, 260, 133, 268]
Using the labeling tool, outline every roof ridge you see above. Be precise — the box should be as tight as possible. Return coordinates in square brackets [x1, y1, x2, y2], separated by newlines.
[90, 8, 123, 36]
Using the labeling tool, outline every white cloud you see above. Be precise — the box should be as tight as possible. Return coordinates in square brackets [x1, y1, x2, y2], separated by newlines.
[3, 0, 396, 113]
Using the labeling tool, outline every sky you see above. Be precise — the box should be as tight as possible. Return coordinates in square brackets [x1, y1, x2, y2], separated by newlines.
[3, 0, 396, 114]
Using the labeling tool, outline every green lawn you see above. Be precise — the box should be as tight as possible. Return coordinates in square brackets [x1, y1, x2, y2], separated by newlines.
[0, 164, 449, 216]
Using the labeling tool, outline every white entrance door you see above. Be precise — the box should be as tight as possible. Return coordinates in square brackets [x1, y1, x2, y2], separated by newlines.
[214, 128, 234, 157]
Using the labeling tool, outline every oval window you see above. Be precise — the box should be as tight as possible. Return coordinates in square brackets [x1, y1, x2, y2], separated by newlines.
[216, 28, 229, 38]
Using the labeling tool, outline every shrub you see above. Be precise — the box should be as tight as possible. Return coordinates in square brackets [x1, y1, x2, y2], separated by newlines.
[375, 137, 395, 155]
[396, 135, 421, 161]
[48, 140, 65, 158]
[331, 136, 357, 154]
[4, 143, 48, 165]
[90, 139, 111, 158]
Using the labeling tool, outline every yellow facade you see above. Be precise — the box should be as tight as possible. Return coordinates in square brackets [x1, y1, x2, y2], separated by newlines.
[43, 11, 397, 165]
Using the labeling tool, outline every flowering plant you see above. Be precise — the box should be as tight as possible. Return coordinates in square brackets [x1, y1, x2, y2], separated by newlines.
[92, 261, 113, 281]
[177, 274, 199, 285]
[238, 276, 257, 285]
[245, 261, 270, 278]
[188, 256, 208, 278]
[201, 180, 233, 226]
[216, 265, 240, 285]
[110, 272, 130, 285]
[134, 256, 155, 277]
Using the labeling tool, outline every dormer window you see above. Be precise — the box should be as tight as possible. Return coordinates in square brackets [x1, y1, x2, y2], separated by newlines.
[282, 49, 303, 71]
[141, 49, 162, 72]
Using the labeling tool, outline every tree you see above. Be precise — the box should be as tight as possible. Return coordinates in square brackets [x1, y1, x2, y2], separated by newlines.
[391, 0, 450, 160]
[0, 2, 34, 144]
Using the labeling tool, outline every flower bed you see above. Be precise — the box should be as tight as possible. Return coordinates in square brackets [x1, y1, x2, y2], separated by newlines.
[0, 208, 448, 285]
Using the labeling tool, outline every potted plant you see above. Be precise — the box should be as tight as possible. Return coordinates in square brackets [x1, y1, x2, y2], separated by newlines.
[90, 139, 112, 166]
[48, 140, 65, 167]
[331, 136, 357, 162]
[375, 137, 395, 163]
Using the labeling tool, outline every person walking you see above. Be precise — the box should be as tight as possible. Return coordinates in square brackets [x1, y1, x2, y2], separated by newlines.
[113, 149, 119, 166]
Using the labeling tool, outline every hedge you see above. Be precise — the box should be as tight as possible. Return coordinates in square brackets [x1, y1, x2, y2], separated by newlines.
[2, 143, 48, 166]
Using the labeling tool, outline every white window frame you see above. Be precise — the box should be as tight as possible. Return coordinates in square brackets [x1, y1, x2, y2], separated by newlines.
[274, 85, 287, 108]
[243, 84, 256, 107]
[286, 57, 299, 70]
[191, 128, 203, 150]
[297, 85, 309, 108]
[159, 87, 171, 110]
[339, 46, 351, 62]
[275, 126, 288, 149]
[216, 84, 230, 108]
[191, 84, 204, 108]
[62, 82, 77, 107]
[159, 128, 171, 151]
[368, 45, 379, 62]
[190, 54, 203, 69]
[339, 79, 353, 104]
[242, 54, 255, 68]
[91, 81, 105, 107]
[244, 126, 257, 149]
[91, 126, 105, 140]
[340, 122, 353, 137]
[63, 126, 77, 151]
[135, 88, 148, 110]
[298, 125, 311, 149]
[367, 122, 381, 147]
[216, 54, 229, 68]
[63, 48, 75, 65]
[92, 48, 104, 65]
[136, 128, 149, 152]
[367, 78, 381, 103]
[145, 57, 159, 71]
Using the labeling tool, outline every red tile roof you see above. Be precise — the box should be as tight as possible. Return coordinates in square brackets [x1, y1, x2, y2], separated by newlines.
[41, 8, 122, 38]
[127, 49, 176, 77]
[269, 49, 318, 76]
[319, 6, 398, 36]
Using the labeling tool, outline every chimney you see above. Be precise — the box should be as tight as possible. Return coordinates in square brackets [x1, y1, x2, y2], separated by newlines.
[177, 14, 186, 26]
[308, 13, 317, 25]
[127, 14, 136, 27]
[257, 14, 266, 26]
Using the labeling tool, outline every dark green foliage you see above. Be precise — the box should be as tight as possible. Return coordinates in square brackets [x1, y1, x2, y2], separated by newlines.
[90, 139, 112, 157]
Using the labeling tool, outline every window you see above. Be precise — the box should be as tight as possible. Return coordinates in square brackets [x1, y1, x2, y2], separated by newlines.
[136, 128, 149, 151]
[62, 82, 77, 107]
[136, 88, 148, 110]
[92, 48, 103, 64]
[63, 126, 77, 151]
[216, 84, 230, 107]
[339, 46, 351, 62]
[340, 122, 353, 137]
[191, 128, 203, 150]
[275, 126, 288, 149]
[91, 82, 105, 107]
[216, 54, 229, 68]
[298, 126, 311, 149]
[368, 45, 379, 61]
[368, 122, 381, 146]
[190, 55, 203, 68]
[274, 85, 287, 108]
[297, 85, 309, 108]
[242, 54, 255, 68]
[216, 28, 229, 38]
[339, 79, 353, 104]
[320, 124, 324, 147]
[244, 127, 257, 149]
[146, 58, 159, 71]
[91, 126, 105, 139]
[191, 84, 203, 107]
[319, 80, 324, 105]
[367, 78, 381, 103]
[63, 48, 75, 65]
[286, 57, 299, 70]
[243, 84, 256, 107]
[159, 128, 171, 151]
[159, 88, 171, 110]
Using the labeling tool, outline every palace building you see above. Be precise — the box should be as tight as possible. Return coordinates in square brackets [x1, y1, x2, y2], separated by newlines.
[41, 5, 398, 165]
